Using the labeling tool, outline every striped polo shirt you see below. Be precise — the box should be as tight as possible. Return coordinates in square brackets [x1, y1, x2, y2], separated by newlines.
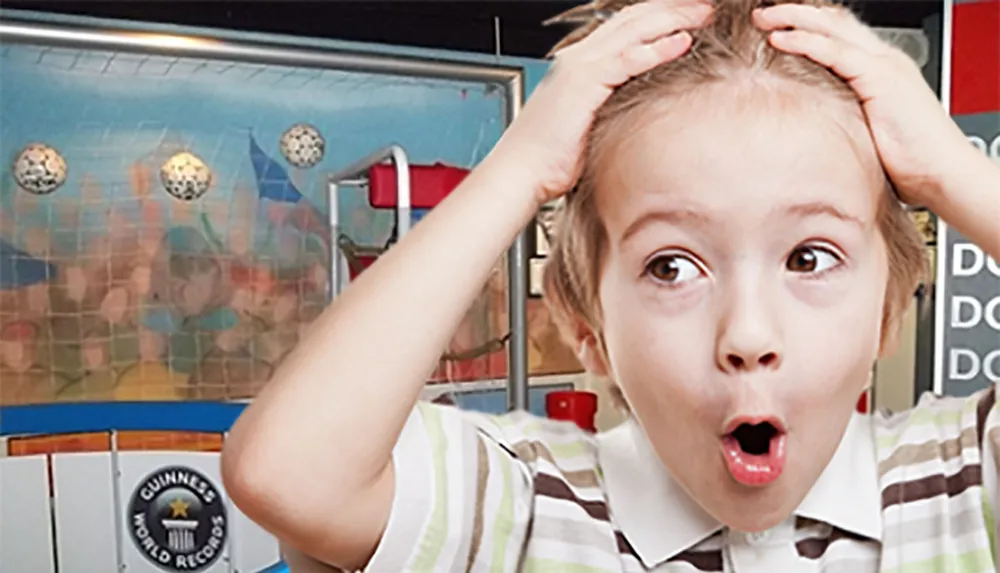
[283, 387, 1000, 572]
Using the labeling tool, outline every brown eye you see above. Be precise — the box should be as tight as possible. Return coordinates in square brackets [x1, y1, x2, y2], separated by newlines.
[786, 246, 840, 274]
[645, 255, 702, 284]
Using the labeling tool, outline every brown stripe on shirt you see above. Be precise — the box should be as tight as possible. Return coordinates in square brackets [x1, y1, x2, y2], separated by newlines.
[534, 472, 610, 521]
[796, 527, 871, 560]
[614, 530, 636, 556]
[881, 464, 982, 509]
[667, 549, 724, 572]
[510, 440, 601, 490]
[465, 436, 489, 572]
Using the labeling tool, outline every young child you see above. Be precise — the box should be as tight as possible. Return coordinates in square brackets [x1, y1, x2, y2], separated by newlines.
[222, 0, 1000, 571]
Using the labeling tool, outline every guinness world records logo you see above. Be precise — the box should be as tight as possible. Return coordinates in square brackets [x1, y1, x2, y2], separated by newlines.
[128, 466, 227, 572]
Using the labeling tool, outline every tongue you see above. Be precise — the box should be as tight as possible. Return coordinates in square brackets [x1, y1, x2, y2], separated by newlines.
[722, 433, 787, 486]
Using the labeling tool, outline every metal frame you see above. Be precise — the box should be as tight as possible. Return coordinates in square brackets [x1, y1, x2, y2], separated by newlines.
[328, 145, 413, 297]
[932, 0, 954, 395]
[0, 16, 531, 411]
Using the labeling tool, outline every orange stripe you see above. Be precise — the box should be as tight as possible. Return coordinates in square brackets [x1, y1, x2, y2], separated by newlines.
[8, 432, 111, 456]
[116, 431, 223, 452]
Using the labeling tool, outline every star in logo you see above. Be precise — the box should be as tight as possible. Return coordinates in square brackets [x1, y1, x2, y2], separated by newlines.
[168, 498, 190, 519]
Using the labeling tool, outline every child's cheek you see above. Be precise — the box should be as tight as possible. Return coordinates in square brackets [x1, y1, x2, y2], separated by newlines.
[636, 279, 711, 317]
[608, 304, 721, 410]
[784, 273, 856, 310]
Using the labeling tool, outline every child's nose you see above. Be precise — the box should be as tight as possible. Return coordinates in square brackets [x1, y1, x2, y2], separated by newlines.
[715, 292, 783, 373]
[722, 349, 780, 372]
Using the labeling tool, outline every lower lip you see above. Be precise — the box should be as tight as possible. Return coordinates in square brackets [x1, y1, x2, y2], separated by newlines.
[722, 434, 787, 486]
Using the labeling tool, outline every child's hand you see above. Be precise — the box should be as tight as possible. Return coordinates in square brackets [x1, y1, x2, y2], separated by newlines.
[753, 4, 973, 208]
[492, 0, 713, 207]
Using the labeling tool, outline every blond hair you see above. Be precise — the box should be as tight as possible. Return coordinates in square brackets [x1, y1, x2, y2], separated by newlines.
[541, 0, 927, 399]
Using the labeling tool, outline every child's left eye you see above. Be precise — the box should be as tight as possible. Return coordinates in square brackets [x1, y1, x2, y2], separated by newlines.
[644, 254, 704, 285]
[786, 245, 841, 274]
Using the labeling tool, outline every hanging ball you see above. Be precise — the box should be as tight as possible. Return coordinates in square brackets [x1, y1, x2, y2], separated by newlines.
[13, 143, 68, 195]
[279, 123, 326, 169]
[160, 151, 212, 202]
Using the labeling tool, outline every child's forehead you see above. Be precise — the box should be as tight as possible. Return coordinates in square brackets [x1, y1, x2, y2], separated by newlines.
[606, 76, 870, 156]
[592, 85, 882, 236]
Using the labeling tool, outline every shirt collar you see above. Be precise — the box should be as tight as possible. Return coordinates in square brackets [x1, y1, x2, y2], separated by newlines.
[598, 412, 882, 569]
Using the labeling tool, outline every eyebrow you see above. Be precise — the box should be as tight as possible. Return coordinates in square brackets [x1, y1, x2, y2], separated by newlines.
[620, 208, 712, 243]
[779, 201, 867, 229]
[618, 200, 865, 243]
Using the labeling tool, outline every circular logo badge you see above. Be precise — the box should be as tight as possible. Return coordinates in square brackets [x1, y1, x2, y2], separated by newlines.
[128, 466, 228, 572]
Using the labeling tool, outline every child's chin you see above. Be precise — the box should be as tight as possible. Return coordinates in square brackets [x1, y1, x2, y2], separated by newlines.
[710, 475, 802, 532]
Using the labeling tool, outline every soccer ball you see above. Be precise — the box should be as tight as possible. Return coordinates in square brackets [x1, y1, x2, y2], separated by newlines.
[279, 123, 325, 169]
[13, 143, 68, 195]
[160, 152, 212, 201]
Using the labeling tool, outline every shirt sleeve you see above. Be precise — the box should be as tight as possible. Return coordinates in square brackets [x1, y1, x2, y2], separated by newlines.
[976, 388, 1000, 568]
[363, 401, 535, 573]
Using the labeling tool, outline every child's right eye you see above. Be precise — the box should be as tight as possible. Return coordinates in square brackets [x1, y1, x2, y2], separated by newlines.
[643, 254, 703, 285]
[785, 244, 843, 275]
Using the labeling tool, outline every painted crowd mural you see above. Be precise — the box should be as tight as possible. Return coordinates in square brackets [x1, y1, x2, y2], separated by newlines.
[0, 41, 583, 408]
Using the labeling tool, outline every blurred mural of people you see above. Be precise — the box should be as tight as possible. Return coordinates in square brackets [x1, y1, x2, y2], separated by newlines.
[0, 42, 581, 409]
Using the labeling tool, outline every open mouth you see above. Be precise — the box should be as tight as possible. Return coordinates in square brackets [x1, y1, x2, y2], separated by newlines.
[721, 419, 787, 486]
[731, 422, 779, 456]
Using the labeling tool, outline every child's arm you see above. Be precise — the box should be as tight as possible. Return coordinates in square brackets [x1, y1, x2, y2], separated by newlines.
[221, 2, 713, 570]
[223, 145, 537, 571]
[930, 146, 1000, 263]
[754, 4, 999, 261]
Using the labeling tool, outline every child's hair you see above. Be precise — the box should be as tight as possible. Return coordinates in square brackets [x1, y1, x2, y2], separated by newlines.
[541, 0, 927, 402]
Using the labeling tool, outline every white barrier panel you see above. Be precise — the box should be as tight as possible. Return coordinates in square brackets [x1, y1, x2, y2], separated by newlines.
[228, 502, 281, 573]
[0, 455, 55, 573]
[51, 452, 119, 572]
[117, 452, 230, 573]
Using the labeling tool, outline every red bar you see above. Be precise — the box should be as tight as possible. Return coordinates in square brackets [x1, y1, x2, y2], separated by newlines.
[368, 163, 470, 209]
[950, 0, 1000, 115]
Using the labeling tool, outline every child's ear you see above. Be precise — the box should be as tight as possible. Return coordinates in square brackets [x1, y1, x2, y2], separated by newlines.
[576, 331, 610, 377]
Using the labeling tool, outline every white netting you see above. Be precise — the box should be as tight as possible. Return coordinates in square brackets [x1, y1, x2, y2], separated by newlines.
[0, 42, 579, 409]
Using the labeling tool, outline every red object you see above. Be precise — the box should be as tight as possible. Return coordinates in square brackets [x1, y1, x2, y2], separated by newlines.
[347, 255, 379, 280]
[856, 390, 870, 414]
[368, 163, 470, 209]
[546, 390, 598, 432]
[950, 0, 1000, 116]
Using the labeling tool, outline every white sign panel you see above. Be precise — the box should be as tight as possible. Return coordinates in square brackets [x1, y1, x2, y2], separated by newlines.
[117, 453, 230, 573]
[51, 452, 119, 573]
[0, 455, 56, 573]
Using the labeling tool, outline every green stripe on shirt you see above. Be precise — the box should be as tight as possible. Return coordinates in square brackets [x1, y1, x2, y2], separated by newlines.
[410, 404, 450, 570]
[490, 445, 516, 573]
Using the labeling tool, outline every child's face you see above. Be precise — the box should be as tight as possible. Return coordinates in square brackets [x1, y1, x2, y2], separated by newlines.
[591, 79, 890, 532]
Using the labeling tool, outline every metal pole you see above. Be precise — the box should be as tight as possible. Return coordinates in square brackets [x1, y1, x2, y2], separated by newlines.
[932, 0, 954, 396]
[0, 16, 531, 412]
[328, 145, 412, 238]
[328, 145, 412, 301]
[503, 88, 529, 413]
[0, 19, 523, 83]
